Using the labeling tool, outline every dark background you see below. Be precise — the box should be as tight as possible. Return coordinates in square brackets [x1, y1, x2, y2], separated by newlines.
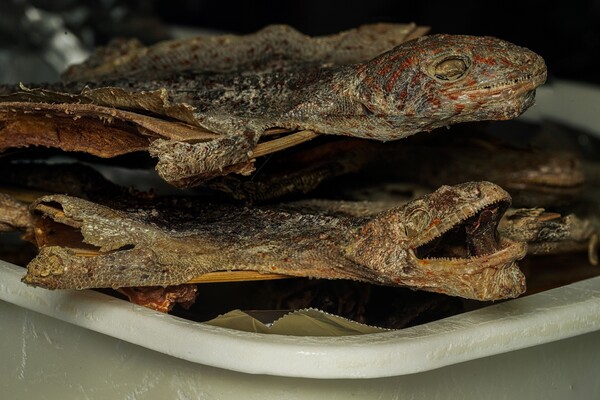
[0, 0, 599, 84]
[154, 0, 600, 84]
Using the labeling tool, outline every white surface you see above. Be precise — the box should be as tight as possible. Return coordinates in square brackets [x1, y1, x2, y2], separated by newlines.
[2, 298, 599, 399]
[521, 80, 600, 132]
[2, 260, 600, 379]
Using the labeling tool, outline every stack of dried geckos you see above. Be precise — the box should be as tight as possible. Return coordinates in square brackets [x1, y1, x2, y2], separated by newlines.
[1, 24, 597, 324]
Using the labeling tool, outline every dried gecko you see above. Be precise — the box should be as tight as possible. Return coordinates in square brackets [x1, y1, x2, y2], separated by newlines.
[23, 181, 526, 300]
[0, 34, 547, 187]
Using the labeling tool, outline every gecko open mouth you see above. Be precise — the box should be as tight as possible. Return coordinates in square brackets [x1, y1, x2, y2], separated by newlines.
[414, 200, 509, 261]
[406, 183, 527, 269]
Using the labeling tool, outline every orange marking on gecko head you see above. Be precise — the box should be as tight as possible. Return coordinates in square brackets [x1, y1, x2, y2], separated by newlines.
[473, 55, 497, 66]
[464, 76, 478, 86]
[401, 57, 415, 69]
[378, 63, 393, 77]
[425, 94, 441, 108]
[362, 75, 376, 93]
[385, 68, 405, 92]
[397, 88, 408, 104]
[428, 218, 442, 228]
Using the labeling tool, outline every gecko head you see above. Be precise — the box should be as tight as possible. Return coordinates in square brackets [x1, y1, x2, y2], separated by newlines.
[345, 181, 527, 300]
[400, 181, 526, 269]
[359, 34, 547, 136]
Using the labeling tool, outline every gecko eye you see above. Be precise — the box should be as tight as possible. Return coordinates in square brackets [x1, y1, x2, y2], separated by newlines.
[404, 207, 432, 237]
[433, 57, 469, 81]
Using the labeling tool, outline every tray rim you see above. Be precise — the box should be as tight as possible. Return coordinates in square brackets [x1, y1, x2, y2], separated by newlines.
[2, 260, 600, 378]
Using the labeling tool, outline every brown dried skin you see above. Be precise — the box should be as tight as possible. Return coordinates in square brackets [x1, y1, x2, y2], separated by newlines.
[23, 181, 526, 301]
[0, 100, 218, 156]
[0, 35, 546, 187]
[0, 100, 254, 182]
[0, 85, 211, 128]
[63, 23, 429, 81]
[0, 103, 149, 158]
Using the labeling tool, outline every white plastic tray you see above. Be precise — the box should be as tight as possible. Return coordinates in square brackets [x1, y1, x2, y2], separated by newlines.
[1, 260, 600, 380]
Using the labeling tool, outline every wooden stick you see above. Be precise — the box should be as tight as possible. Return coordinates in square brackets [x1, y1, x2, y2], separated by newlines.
[262, 127, 294, 136]
[252, 130, 319, 158]
[187, 270, 292, 283]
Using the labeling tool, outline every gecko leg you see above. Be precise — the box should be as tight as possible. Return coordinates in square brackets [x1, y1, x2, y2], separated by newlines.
[149, 133, 258, 188]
